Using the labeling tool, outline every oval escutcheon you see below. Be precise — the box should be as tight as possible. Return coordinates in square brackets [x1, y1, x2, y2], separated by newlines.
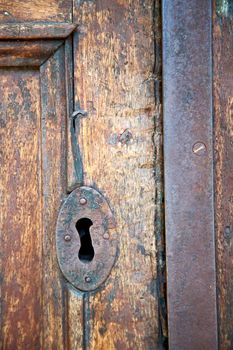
[56, 186, 117, 291]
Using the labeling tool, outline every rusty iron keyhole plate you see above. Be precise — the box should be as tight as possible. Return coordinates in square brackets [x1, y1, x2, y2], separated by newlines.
[56, 186, 117, 291]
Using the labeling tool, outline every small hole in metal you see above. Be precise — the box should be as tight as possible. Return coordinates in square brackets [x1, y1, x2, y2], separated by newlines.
[76, 218, 94, 263]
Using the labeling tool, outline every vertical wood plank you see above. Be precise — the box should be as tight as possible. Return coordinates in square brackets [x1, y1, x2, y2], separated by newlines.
[65, 36, 75, 191]
[67, 287, 84, 350]
[214, 1, 233, 348]
[73, 1, 161, 349]
[163, 1, 218, 349]
[65, 36, 85, 350]
[40, 46, 67, 350]
[0, 69, 42, 349]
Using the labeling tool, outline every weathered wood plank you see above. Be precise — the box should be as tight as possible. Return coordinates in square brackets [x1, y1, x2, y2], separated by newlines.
[0, 22, 76, 40]
[67, 287, 84, 350]
[213, 1, 233, 349]
[0, 2, 164, 349]
[0, 0, 72, 24]
[72, 1, 160, 349]
[0, 68, 42, 349]
[65, 34, 87, 350]
[40, 45, 68, 350]
[0, 40, 63, 67]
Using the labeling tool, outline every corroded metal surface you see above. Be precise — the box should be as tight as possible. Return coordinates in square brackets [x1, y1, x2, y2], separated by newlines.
[56, 186, 117, 291]
[163, 1, 218, 349]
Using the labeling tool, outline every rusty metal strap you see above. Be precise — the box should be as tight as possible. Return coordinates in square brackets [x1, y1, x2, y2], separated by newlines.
[162, 1, 218, 349]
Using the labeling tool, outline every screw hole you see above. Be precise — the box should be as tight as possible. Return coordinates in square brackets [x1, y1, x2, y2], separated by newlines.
[76, 218, 94, 263]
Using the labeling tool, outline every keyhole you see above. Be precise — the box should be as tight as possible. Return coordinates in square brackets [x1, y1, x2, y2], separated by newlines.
[76, 218, 94, 263]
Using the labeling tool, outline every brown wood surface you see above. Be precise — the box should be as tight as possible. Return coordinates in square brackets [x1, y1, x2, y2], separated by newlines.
[214, 1, 233, 349]
[0, 40, 63, 67]
[68, 1, 164, 349]
[0, 0, 72, 23]
[0, 44, 69, 349]
[0, 22, 76, 40]
[40, 46, 68, 350]
[0, 1, 165, 349]
[0, 68, 42, 350]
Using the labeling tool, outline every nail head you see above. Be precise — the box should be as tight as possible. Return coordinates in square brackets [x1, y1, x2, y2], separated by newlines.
[80, 197, 87, 205]
[64, 234, 71, 242]
[103, 233, 110, 240]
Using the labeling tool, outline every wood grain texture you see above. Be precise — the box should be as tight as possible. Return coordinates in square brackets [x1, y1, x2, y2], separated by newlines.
[0, 2, 164, 349]
[0, 40, 63, 67]
[40, 45, 68, 350]
[0, 68, 42, 350]
[0, 0, 72, 24]
[67, 288, 84, 349]
[213, 2, 233, 349]
[71, 1, 161, 349]
[0, 22, 76, 39]
[0, 44, 72, 349]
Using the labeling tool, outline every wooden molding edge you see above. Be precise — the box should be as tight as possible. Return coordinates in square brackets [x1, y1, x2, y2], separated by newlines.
[0, 40, 64, 67]
[0, 22, 77, 39]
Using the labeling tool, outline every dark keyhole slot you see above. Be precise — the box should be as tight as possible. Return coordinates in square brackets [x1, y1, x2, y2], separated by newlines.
[76, 218, 94, 263]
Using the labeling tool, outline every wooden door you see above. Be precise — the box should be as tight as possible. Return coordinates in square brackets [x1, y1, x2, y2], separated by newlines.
[0, 1, 165, 349]
[3, 1, 233, 350]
